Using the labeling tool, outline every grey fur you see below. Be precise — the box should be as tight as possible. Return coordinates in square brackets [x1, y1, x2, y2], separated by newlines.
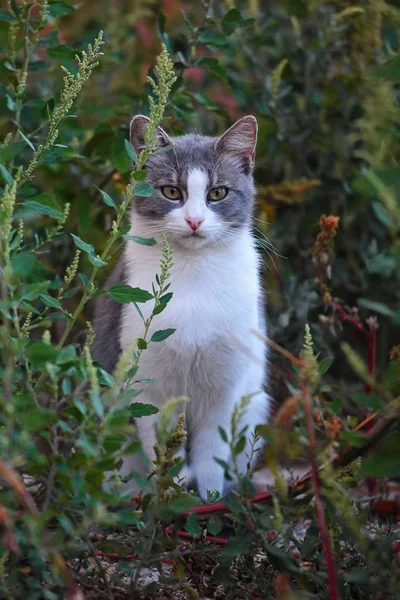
[92, 260, 124, 373]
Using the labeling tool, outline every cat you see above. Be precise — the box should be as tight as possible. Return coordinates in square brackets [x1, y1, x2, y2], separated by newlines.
[93, 114, 270, 500]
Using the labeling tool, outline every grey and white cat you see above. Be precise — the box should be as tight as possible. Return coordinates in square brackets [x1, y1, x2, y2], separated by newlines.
[93, 115, 270, 500]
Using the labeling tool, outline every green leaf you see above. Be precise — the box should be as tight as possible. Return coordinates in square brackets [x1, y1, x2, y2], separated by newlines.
[372, 201, 393, 228]
[218, 426, 228, 443]
[344, 570, 371, 584]
[0, 141, 24, 164]
[98, 368, 115, 387]
[12, 252, 37, 277]
[137, 338, 148, 350]
[71, 233, 95, 256]
[151, 329, 176, 342]
[57, 345, 76, 365]
[129, 403, 159, 418]
[359, 436, 400, 478]
[47, 45, 78, 60]
[341, 430, 366, 448]
[159, 292, 173, 304]
[134, 182, 156, 197]
[214, 458, 230, 474]
[122, 235, 157, 246]
[0, 164, 13, 185]
[153, 144, 173, 156]
[23, 200, 64, 220]
[374, 56, 400, 82]
[95, 186, 116, 209]
[124, 139, 137, 163]
[318, 356, 333, 374]
[47, 1, 76, 17]
[221, 9, 252, 35]
[224, 537, 249, 557]
[4, 88, 17, 111]
[118, 389, 143, 407]
[88, 254, 107, 267]
[22, 281, 50, 300]
[169, 496, 200, 514]
[27, 342, 58, 365]
[40, 147, 63, 164]
[199, 30, 229, 48]
[29, 60, 47, 72]
[186, 512, 201, 536]
[330, 397, 342, 415]
[18, 129, 35, 151]
[19, 408, 56, 430]
[116, 510, 140, 526]
[208, 515, 223, 536]
[352, 392, 384, 410]
[0, 9, 16, 21]
[40, 294, 62, 310]
[108, 283, 153, 303]
[358, 298, 395, 318]
[91, 391, 104, 418]
[233, 436, 246, 456]
[132, 169, 147, 181]
[199, 57, 228, 83]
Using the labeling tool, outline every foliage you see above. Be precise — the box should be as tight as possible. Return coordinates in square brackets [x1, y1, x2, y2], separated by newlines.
[0, 0, 400, 598]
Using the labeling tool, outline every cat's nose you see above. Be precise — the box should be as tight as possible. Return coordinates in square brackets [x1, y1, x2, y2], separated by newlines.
[185, 217, 204, 232]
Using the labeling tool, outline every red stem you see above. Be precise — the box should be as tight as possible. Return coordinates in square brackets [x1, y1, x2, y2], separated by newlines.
[185, 561, 202, 595]
[164, 527, 228, 545]
[302, 383, 339, 600]
[334, 303, 368, 336]
[365, 329, 377, 393]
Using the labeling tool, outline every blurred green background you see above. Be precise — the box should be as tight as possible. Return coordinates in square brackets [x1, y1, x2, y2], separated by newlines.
[1, 0, 400, 403]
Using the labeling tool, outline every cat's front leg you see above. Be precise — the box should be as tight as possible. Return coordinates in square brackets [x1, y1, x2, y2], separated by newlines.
[188, 391, 269, 500]
[227, 390, 270, 488]
[187, 404, 232, 501]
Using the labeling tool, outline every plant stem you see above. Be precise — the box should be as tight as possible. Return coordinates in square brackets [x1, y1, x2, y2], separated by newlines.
[301, 382, 339, 600]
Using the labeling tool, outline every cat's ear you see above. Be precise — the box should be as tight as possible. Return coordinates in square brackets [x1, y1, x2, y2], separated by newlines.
[129, 115, 172, 154]
[215, 115, 258, 172]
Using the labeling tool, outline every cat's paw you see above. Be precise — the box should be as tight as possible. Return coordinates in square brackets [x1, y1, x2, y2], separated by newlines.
[174, 464, 194, 489]
[194, 468, 225, 502]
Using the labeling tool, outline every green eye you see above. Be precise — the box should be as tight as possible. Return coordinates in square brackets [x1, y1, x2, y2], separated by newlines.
[161, 185, 182, 201]
[208, 187, 228, 202]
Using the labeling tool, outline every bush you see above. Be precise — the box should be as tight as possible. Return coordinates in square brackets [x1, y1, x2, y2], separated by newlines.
[0, 1, 399, 598]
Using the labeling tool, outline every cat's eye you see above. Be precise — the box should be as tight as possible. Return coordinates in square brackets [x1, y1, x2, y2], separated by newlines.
[208, 187, 228, 202]
[161, 185, 182, 201]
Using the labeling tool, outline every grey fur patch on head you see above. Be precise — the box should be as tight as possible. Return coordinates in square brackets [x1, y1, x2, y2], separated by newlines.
[129, 114, 258, 230]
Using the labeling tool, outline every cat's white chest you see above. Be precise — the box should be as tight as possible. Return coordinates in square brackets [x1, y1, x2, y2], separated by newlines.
[120, 232, 261, 354]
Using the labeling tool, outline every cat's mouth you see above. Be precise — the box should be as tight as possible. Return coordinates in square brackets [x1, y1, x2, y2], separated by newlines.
[174, 230, 211, 249]
[181, 231, 206, 239]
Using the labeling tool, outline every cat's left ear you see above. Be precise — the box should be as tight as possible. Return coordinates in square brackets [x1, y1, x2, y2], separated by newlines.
[129, 115, 173, 154]
[215, 115, 258, 172]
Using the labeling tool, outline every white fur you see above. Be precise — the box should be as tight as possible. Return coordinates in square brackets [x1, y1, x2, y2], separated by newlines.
[165, 168, 222, 248]
[119, 169, 270, 499]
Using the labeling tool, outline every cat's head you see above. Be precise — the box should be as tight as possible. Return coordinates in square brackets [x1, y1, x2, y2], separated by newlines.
[129, 115, 258, 249]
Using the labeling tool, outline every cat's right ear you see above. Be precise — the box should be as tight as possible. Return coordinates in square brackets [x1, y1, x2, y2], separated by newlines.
[215, 115, 258, 173]
[129, 115, 172, 155]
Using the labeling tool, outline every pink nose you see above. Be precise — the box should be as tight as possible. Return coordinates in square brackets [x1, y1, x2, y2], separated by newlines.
[185, 217, 203, 232]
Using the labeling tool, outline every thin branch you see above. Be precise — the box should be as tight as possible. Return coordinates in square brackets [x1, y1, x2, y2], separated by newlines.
[301, 382, 339, 600]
